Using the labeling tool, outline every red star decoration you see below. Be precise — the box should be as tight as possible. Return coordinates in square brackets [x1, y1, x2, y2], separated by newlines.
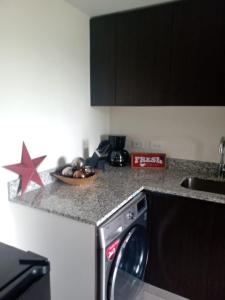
[3, 142, 46, 195]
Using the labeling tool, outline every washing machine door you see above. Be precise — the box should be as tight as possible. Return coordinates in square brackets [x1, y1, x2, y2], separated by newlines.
[108, 225, 148, 300]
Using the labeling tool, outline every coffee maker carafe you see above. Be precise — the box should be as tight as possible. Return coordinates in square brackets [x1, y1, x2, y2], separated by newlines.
[108, 135, 129, 167]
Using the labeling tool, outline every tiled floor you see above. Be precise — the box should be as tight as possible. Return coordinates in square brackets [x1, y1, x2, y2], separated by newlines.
[115, 270, 187, 300]
[141, 284, 187, 300]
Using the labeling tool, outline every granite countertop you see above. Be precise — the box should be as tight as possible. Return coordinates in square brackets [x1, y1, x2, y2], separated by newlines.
[9, 159, 225, 226]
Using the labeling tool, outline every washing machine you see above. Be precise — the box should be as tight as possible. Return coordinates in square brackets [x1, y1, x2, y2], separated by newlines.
[98, 192, 149, 300]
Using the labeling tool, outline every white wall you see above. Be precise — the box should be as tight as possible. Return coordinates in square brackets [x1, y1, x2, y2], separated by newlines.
[10, 204, 96, 300]
[0, 0, 109, 244]
[110, 107, 225, 163]
[67, 0, 174, 17]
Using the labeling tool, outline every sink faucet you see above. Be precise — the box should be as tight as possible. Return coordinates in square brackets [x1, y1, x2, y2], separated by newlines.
[218, 136, 225, 179]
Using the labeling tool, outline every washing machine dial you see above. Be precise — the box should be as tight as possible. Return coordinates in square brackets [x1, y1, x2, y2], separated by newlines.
[126, 211, 135, 220]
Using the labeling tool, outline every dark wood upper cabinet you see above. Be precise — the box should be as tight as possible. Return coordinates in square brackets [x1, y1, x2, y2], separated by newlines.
[90, 15, 116, 106]
[169, 0, 225, 105]
[116, 5, 173, 105]
[90, 0, 225, 106]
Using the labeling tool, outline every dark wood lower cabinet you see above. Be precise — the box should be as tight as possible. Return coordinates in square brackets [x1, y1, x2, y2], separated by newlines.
[145, 191, 225, 300]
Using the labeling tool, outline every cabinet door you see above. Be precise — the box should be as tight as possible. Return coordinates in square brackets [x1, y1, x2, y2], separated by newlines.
[115, 4, 173, 106]
[90, 15, 116, 106]
[145, 192, 225, 300]
[169, 0, 225, 105]
[206, 202, 225, 299]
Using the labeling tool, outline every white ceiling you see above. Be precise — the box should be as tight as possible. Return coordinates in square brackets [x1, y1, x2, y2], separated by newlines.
[66, 0, 174, 17]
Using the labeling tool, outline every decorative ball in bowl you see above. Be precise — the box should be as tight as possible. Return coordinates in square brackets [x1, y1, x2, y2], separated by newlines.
[52, 158, 98, 186]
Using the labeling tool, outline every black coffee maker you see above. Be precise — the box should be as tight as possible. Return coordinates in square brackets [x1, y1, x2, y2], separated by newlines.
[108, 135, 129, 167]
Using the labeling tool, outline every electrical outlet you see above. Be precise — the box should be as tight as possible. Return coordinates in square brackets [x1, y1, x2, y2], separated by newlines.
[125, 139, 133, 149]
[145, 141, 151, 151]
[131, 140, 143, 150]
[150, 140, 164, 152]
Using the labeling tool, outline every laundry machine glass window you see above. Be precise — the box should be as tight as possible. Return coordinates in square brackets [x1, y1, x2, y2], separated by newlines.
[108, 225, 148, 300]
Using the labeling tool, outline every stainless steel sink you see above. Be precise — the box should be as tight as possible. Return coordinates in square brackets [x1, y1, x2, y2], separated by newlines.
[181, 177, 225, 195]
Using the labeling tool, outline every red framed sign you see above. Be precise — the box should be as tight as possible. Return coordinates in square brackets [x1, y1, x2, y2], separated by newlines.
[131, 152, 166, 169]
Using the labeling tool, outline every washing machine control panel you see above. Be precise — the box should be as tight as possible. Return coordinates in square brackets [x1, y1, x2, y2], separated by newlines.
[126, 210, 135, 220]
[99, 192, 147, 248]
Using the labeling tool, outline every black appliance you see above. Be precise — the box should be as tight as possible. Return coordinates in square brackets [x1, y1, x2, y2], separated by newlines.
[0, 242, 50, 300]
[86, 140, 112, 170]
[98, 192, 149, 300]
[108, 135, 129, 167]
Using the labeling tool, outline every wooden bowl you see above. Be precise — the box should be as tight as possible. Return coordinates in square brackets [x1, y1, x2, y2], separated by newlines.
[52, 172, 99, 186]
